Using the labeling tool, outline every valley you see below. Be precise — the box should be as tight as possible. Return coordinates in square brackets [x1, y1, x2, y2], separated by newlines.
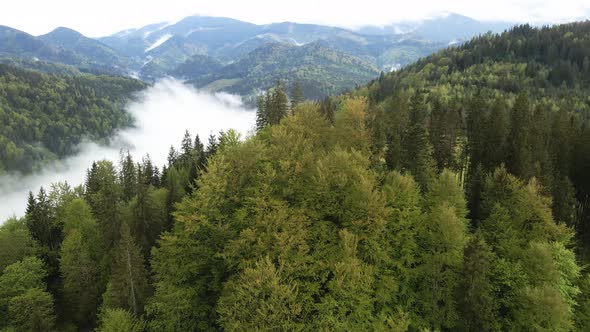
[0, 79, 255, 220]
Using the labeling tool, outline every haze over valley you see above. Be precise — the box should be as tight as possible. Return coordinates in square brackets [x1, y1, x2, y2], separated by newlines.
[0, 79, 255, 220]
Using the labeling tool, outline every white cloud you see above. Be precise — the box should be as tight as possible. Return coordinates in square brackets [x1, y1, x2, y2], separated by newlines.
[0, 79, 256, 221]
[1, 0, 589, 37]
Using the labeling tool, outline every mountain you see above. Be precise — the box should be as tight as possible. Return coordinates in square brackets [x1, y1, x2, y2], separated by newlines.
[189, 41, 380, 99]
[0, 13, 515, 99]
[99, 16, 260, 61]
[38, 27, 131, 70]
[0, 64, 145, 173]
[171, 54, 224, 79]
[357, 13, 513, 42]
[0, 25, 82, 65]
[0, 25, 132, 76]
[413, 13, 513, 42]
[100, 15, 448, 78]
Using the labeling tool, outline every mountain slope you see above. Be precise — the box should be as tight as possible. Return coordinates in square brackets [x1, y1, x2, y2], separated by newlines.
[359, 20, 590, 266]
[172, 54, 224, 79]
[0, 64, 146, 173]
[100, 15, 449, 76]
[0, 25, 82, 65]
[0, 25, 132, 76]
[370, 22, 590, 100]
[38, 27, 131, 70]
[189, 41, 380, 99]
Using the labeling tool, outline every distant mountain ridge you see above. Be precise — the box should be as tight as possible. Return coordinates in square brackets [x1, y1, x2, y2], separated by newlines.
[0, 13, 516, 99]
[0, 25, 132, 76]
[96, 14, 456, 89]
[356, 13, 513, 42]
[38, 27, 131, 69]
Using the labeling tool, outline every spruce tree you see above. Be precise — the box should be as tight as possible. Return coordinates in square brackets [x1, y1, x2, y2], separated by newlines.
[458, 235, 497, 332]
[268, 80, 289, 126]
[402, 91, 436, 190]
[290, 81, 305, 107]
[102, 223, 149, 316]
[119, 152, 137, 202]
[256, 93, 269, 131]
[507, 93, 533, 179]
[85, 160, 123, 252]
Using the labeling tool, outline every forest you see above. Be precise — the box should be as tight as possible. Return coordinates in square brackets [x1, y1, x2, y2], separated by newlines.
[0, 64, 145, 174]
[1, 22, 590, 331]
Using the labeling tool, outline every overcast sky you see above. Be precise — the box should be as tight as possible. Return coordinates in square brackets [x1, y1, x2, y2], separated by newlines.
[3, 0, 590, 37]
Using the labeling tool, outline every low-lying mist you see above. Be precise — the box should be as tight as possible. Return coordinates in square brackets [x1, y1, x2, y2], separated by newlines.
[0, 79, 256, 222]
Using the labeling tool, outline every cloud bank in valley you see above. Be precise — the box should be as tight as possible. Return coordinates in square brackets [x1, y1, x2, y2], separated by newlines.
[0, 79, 256, 222]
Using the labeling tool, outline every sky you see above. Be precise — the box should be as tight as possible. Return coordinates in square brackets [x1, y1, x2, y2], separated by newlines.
[2, 0, 590, 37]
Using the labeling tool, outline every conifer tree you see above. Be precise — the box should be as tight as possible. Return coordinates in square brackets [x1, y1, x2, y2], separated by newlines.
[180, 130, 193, 161]
[290, 81, 305, 107]
[25, 187, 56, 250]
[458, 235, 497, 332]
[269, 80, 289, 126]
[256, 93, 269, 131]
[380, 172, 422, 312]
[85, 160, 123, 252]
[466, 94, 487, 171]
[402, 91, 436, 190]
[166, 146, 177, 165]
[256, 81, 290, 130]
[318, 96, 336, 124]
[483, 98, 509, 170]
[507, 93, 533, 179]
[102, 223, 149, 316]
[60, 198, 103, 326]
[205, 134, 218, 159]
[119, 151, 137, 202]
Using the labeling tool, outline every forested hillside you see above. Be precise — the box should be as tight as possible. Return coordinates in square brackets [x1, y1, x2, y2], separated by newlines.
[361, 21, 590, 259]
[189, 41, 380, 100]
[0, 64, 145, 174]
[1, 22, 589, 331]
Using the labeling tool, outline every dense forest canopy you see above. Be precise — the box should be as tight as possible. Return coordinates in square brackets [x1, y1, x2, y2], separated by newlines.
[0, 22, 589, 331]
[362, 21, 590, 259]
[0, 64, 145, 174]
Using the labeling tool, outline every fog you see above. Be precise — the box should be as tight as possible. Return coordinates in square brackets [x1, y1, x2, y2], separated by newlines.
[0, 79, 256, 222]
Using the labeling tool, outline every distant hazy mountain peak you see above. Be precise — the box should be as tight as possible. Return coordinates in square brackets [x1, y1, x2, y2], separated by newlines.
[356, 12, 513, 41]
[112, 28, 137, 38]
[44, 26, 83, 36]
